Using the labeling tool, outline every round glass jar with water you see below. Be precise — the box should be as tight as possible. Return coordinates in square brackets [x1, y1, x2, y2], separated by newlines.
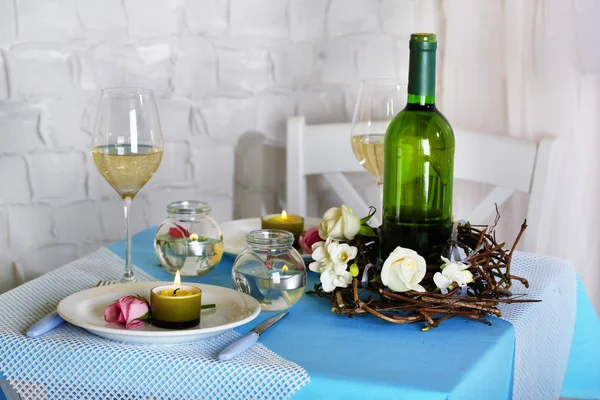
[232, 229, 306, 311]
[154, 200, 223, 277]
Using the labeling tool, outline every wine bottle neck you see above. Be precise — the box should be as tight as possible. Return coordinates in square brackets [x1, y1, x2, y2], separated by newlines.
[407, 94, 436, 106]
[407, 34, 437, 106]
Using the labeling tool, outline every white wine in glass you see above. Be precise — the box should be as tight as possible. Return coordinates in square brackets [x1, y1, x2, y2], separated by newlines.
[92, 88, 164, 282]
[92, 145, 163, 199]
[351, 79, 407, 203]
[351, 133, 385, 184]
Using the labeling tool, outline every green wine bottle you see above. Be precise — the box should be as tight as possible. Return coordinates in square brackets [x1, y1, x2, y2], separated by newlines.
[382, 33, 454, 264]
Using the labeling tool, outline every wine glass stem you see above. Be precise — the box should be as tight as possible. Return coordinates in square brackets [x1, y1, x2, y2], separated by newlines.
[122, 196, 135, 282]
[377, 182, 383, 211]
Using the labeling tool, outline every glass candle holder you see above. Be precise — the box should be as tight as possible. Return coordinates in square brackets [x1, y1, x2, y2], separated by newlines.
[232, 229, 307, 312]
[154, 201, 224, 277]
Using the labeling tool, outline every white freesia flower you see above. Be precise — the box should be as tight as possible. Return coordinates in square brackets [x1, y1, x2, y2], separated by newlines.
[308, 237, 333, 273]
[320, 263, 353, 292]
[309, 239, 358, 292]
[433, 256, 473, 292]
[318, 205, 361, 241]
[328, 242, 358, 266]
[381, 247, 427, 292]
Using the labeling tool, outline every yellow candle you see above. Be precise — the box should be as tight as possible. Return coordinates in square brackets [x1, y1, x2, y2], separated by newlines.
[150, 272, 202, 329]
[159, 288, 193, 296]
[261, 210, 304, 243]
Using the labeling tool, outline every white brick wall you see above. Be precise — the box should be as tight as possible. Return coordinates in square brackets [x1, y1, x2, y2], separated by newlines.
[256, 91, 296, 142]
[7, 204, 55, 253]
[327, 0, 381, 37]
[28, 152, 87, 201]
[18, 243, 78, 281]
[289, 0, 327, 42]
[17, 0, 81, 42]
[0, 0, 16, 46]
[78, 0, 128, 37]
[0, 156, 30, 203]
[0, 51, 8, 100]
[200, 93, 258, 142]
[216, 46, 273, 93]
[230, 0, 288, 39]
[185, 0, 228, 36]
[126, 0, 181, 38]
[0, 103, 44, 152]
[172, 37, 218, 98]
[9, 44, 76, 97]
[0, 0, 428, 291]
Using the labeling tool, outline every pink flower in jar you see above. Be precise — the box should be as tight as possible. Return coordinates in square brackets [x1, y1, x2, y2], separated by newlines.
[299, 226, 321, 254]
[104, 295, 150, 329]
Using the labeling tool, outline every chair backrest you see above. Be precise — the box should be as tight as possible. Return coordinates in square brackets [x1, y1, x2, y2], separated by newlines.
[286, 116, 555, 253]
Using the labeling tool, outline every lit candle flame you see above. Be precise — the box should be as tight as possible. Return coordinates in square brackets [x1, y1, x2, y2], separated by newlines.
[281, 210, 288, 221]
[174, 270, 181, 287]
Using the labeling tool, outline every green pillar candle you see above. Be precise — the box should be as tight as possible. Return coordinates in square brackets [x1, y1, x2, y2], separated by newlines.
[261, 211, 305, 244]
[150, 284, 202, 329]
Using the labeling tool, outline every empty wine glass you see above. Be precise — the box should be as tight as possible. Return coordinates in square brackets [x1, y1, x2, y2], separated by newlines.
[92, 87, 164, 282]
[351, 79, 407, 195]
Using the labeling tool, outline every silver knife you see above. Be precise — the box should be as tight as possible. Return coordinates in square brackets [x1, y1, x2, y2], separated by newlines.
[218, 312, 288, 361]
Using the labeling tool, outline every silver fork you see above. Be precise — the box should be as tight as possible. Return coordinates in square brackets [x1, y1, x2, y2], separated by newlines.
[95, 280, 117, 287]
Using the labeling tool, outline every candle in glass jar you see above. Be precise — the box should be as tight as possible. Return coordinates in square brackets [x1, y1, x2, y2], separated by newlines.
[150, 271, 202, 329]
[261, 210, 304, 243]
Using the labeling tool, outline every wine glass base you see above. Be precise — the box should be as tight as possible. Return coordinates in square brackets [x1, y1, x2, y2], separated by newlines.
[120, 274, 136, 283]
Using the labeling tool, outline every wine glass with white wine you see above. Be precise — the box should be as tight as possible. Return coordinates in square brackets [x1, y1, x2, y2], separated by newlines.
[92, 88, 164, 282]
[351, 79, 407, 198]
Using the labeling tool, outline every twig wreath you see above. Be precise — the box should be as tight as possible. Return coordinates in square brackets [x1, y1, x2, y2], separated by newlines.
[303, 205, 539, 330]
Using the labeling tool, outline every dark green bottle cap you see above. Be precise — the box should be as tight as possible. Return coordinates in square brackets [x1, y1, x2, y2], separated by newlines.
[410, 33, 437, 43]
[409, 33, 438, 51]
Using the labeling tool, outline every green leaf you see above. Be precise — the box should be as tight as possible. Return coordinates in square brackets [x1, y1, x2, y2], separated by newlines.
[133, 294, 149, 304]
[359, 224, 377, 237]
[360, 206, 377, 224]
[136, 311, 151, 321]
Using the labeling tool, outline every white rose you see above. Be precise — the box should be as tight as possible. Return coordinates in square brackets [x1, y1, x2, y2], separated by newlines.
[381, 247, 427, 292]
[318, 205, 361, 241]
[433, 256, 473, 292]
[320, 263, 353, 293]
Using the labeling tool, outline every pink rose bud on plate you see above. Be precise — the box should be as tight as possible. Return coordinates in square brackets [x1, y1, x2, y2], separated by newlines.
[104, 295, 150, 329]
[299, 226, 321, 254]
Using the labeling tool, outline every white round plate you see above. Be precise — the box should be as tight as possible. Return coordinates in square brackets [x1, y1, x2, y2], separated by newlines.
[57, 282, 261, 345]
[220, 217, 321, 261]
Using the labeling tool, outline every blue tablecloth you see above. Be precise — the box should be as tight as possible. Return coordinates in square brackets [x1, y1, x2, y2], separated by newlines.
[1, 226, 599, 399]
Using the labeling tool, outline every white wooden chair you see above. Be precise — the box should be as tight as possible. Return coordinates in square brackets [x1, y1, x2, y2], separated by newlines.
[286, 116, 555, 253]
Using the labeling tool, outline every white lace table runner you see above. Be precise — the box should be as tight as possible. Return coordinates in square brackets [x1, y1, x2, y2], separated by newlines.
[0, 248, 309, 400]
[499, 251, 577, 400]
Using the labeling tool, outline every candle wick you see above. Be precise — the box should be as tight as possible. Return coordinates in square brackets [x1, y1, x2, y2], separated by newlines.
[173, 288, 180, 296]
